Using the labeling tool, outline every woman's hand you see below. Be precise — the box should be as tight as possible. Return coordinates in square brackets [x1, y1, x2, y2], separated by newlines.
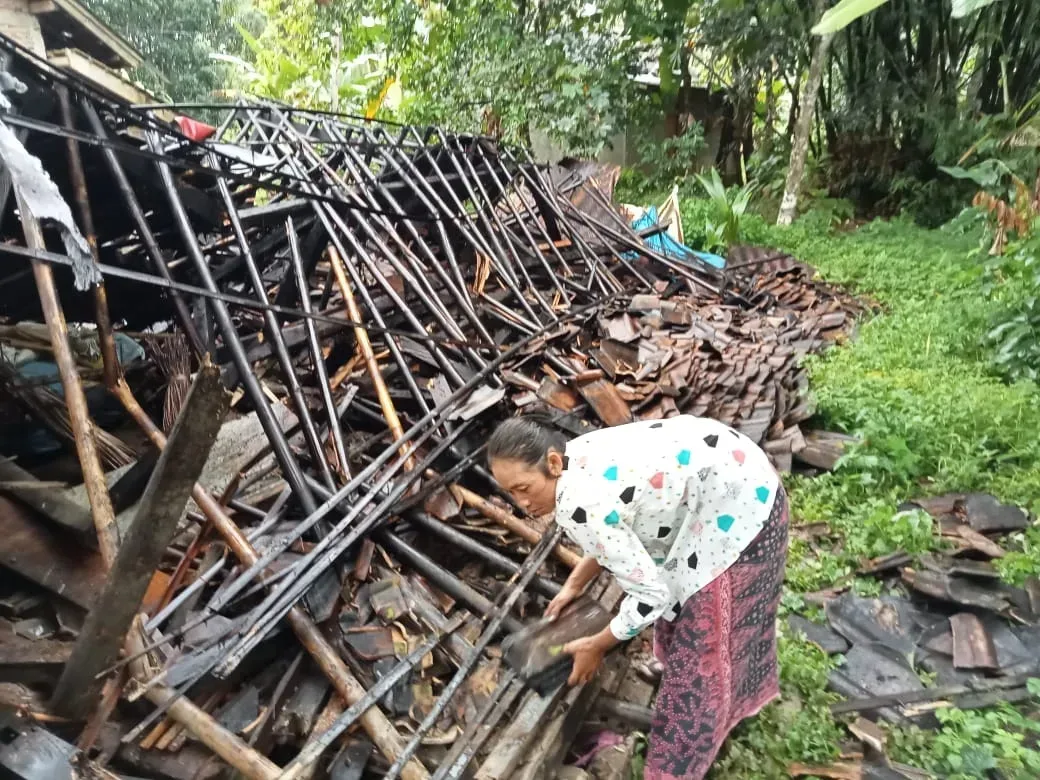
[562, 635, 606, 686]
[545, 582, 581, 621]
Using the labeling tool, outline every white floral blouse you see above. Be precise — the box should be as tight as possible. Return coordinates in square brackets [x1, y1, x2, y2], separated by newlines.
[554, 415, 781, 640]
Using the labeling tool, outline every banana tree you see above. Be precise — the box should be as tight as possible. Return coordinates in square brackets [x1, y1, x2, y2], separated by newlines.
[812, 0, 1005, 35]
[213, 22, 390, 113]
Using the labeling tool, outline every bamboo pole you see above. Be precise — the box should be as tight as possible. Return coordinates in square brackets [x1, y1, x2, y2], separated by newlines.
[326, 244, 413, 469]
[58, 87, 120, 388]
[446, 481, 580, 568]
[15, 193, 120, 565]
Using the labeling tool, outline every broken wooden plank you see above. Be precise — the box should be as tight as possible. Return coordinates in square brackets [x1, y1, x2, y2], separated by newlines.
[0, 622, 72, 685]
[949, 613, 998, 671]
[0, 458, 94, 536]
[0, 495, 106, 611]
[830, 672, 1037, 716]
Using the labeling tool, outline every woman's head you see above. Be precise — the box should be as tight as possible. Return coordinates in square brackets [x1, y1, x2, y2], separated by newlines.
[488, 415, 568, 516]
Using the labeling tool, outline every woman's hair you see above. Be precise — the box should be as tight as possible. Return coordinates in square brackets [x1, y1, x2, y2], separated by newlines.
[487, 412, 568, 470]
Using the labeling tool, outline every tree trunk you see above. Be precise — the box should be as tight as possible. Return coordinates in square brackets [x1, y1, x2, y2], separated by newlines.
[762, 61, 776, 156]
[777, 24, 834, 226]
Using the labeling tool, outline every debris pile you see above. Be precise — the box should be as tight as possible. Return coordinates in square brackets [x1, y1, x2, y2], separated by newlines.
[0, 39, 861, 779]
[788, 493, 1040, 780]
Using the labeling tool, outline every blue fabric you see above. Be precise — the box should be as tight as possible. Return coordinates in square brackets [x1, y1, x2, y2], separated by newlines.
[5, 333, 146, 456]
[626, 206, 727, 270]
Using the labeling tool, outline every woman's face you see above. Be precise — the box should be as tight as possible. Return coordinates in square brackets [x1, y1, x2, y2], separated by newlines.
[491, 451, 563, 517]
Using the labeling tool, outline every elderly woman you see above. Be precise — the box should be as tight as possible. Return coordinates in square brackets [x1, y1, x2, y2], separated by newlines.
[488, 413, 789, 780]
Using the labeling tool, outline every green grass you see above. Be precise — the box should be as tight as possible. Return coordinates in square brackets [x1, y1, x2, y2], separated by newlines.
[693, 208, 1040, 778]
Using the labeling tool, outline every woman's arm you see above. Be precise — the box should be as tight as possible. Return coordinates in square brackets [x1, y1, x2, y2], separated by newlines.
[567, 555, 602, 591]
[546, 555, 601, 619]
[563, 625, 620, 685]
[559, 515, 673, 685]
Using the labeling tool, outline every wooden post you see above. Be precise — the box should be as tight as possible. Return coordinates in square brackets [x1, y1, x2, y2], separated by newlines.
[51, 364, 229, 718]
[57, 86, 120, 388]
[327, 244, 413, 469]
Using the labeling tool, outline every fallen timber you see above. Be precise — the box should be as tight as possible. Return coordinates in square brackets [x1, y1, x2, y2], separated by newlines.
[0, 35, 862, 780]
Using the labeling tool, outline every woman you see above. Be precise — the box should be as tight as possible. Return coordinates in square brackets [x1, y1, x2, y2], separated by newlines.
[488, 413, 789, 780]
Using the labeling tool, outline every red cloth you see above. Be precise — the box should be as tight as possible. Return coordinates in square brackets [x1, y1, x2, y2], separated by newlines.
[645, 488, 789, 780]
[175, 116, 217, 142]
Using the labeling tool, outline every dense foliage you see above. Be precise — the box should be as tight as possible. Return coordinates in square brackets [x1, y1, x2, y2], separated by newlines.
[83, 0, 242, 102]
[83, 0, 1040, 225]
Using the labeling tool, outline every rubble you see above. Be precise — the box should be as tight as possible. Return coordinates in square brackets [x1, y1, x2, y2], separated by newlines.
[0, 36, 865, 779]
[787, 490, 1039, 774]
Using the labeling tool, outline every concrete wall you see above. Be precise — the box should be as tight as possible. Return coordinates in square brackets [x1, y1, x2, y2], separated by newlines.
[530, 128, 628, 166]
[528, 85, 730, 173]
[0, 0, 46, 56]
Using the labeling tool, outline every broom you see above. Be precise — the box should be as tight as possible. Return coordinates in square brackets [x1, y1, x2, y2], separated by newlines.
[142, 334, 192, 434]
[0, 360, 136, 470]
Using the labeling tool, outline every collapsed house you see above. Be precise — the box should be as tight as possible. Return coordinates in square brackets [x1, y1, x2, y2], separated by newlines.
[0, 30, 870, 780]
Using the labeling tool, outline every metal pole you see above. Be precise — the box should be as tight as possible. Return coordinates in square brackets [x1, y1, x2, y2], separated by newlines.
[207, 152, 337, 489]
[286, 217, 351, 478]
[146, 130, 319, 515]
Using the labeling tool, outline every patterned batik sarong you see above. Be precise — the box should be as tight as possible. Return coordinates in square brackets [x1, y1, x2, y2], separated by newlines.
[644, 488, 789, 780]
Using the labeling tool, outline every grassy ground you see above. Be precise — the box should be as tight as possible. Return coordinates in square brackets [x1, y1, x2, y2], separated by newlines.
[677, 208, 1040, 779]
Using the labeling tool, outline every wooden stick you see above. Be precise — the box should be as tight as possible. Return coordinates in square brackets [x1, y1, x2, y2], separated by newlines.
[16, 194, 120, 565]
[829, 672, 1035, 716]
[327, 244, 413, 470]
[58, 86, 121, 389]
[447, 482, 580, 568]
[77, 670, 126, 752]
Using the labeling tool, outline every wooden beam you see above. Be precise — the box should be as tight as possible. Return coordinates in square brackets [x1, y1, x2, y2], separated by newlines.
[46, 49, 157, 108]
[0, 625, 73, 685]
[0, 457, 94, 537]
[31, 0, 143, 69]
[50, 365, 229, 718]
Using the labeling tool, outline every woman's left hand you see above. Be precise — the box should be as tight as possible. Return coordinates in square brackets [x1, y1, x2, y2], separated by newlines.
[562, 635, 606, 686]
